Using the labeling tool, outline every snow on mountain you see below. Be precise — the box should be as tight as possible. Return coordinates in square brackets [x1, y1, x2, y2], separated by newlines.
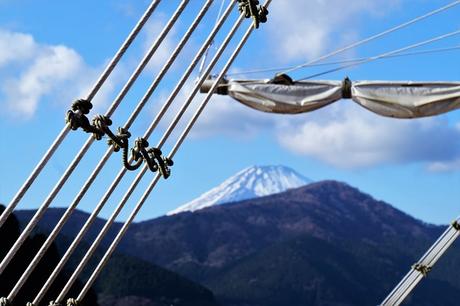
[167, 165, 312, 215]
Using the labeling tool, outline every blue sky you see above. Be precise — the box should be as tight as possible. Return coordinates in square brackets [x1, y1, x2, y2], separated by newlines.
[0, 0, 459, 224]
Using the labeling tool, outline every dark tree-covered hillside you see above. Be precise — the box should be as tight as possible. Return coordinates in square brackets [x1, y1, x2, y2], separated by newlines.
[0, 205, 98, 306]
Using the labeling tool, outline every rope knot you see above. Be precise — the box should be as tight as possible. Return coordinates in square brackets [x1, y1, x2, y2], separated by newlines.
[132, 138, 150, 161]
[108, 127, 131, 152]
[452, 220, 460, 231]
[0, 297, 11, 306]
[48, 301, 62, 306]
[71, 99, 93, 115]
[65, 100, 105, 139]
[237, 0, 268, 29]
[148, 147, 174, 179]
[341, 77, 352, 99]
[66, 299, 79, 306]
[92, 115, 112, 140]
[412, 263, 432, 277]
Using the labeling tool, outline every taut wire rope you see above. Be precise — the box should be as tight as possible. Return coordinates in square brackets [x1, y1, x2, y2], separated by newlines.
[0, 0, 161, 229]
[7, 1, 214, 303]
[222, 0, 460, 78]
[54, 4, 245, 303]
[76, 0, 272, 302]
[198, 0, 227, 78]
[380, 217, 460, 305]
[0, 0, 189, 277]
[33, 1, 237, 304]
[225, 45, 460, 77]
[299, 28, 460, 80]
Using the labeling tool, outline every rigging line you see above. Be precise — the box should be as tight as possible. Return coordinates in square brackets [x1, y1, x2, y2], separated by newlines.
[198, 0, 226, 78]
[0, 0, 189, 277]
[7, 1, 214, 302]
[380, 219, 460, 306]
[278, 0, 460, 76]
[77, 2, 272, 301]
[55, 4, 244, 304]
[299, 29, 460, 80]
[33, 2, 237, 305]
[225, 45, 460, 76]
[0, 0, 161, 230]
[56, 6, 243, 304]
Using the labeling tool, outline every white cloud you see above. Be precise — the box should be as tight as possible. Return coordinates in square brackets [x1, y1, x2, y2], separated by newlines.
[2, 45, 85, 117]
[267, 0, 401, 62]
[427, 160, 460, 172]
[0, 28, 120, 119]
[276, 102, 460, 168]
[192, 94, 275, 139]
[143, 16, 179, 72]
[0, 30, 36, 67]
[187, 1, 460, 169]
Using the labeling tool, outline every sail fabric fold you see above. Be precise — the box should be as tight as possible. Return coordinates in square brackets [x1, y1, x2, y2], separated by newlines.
[352, 81, 460, 118]
[226, 80, 343, 114]
[218, 79, 460, 118]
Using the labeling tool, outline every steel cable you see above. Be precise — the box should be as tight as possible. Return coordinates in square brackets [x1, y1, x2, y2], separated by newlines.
[7, 1, 213, 303]
[76, 1, 272, 302]
[299, 29, 460, 80]
[0, 0, 189, 277]
[221, 1, 460, 78]
[380, 218, 460, 306]
[33, 1, 237, 304]
[54, 4, 243, 303]
[225, 45, 460, 77]
[0, 0, 161, 229]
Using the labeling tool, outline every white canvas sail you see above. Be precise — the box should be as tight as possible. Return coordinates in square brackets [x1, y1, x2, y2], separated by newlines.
[206, 78, 460, 118]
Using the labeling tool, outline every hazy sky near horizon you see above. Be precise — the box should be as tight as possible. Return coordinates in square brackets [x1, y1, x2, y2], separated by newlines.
[0, 0, 459, 224]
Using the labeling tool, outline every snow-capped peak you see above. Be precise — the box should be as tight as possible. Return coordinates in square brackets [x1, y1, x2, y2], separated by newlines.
[167, 165, 312, 215]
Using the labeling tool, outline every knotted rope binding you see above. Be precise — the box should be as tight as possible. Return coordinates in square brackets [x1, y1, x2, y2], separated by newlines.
[237, 0, 268, 29]
[66, 298, 79, 306]
[412, 263, 432, 277]
[66, 101, 173, 178]
[0, 297, 11, 306]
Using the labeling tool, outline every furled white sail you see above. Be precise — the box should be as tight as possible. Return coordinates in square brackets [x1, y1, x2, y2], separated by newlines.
[352, 81, 460, 118]
[204, 78, 460, 118]
[226, 80, 343, 114]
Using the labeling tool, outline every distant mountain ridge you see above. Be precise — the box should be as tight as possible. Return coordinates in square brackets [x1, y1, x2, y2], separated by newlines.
[13, 180, 460, 305]
[168, 165, 312, 215]
[117, 181, 460, 306]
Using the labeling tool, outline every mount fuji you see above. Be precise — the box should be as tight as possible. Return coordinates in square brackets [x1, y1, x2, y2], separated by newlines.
[167, 165, 312, 215]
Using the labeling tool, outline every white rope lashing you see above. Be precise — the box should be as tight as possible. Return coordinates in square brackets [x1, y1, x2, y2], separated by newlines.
[76, 1, 272, 302]
[33, 1, 239, 304]
[0, 0, 162, 229]
[54, 4, 248, 304]
[380, 217, 460, 306]
[0, 0, 190, 278]
[6, 1, 215, 303]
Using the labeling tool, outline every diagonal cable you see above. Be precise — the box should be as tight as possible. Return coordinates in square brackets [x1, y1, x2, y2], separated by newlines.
[278, 0, 460, 76]
[32, 1, 237, 304]
[6, 1, 213, 303]
[0, 0, 189, 277]
[75, 2, 272, 301]
[53, 3, 244, 303]
[0, 0, 161, 229]
[229, 0, 460, 75]
[299, 28, 460, 80]
[225, 45, 460, 76]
